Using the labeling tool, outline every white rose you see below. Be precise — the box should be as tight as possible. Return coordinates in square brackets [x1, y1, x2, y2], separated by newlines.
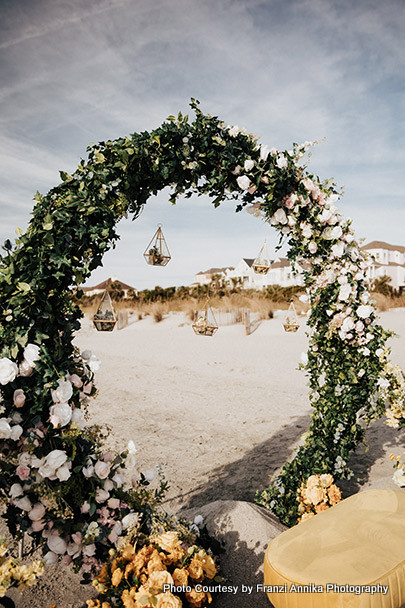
[51, 379, 73, 404]
[43, 450, 68, 473]
[56, 462, 72, 482]
[236, 175, 251, 190]
[323, 226, 343, 240]
[44, 551, 58, 565]
[331, 242, 345, 258]
[95, 488, 110, 503]
[47, 534, 67, 555]
[342, 317, 355, 333]
[228, 125, 239, 137]
[29, 503, 46, 521]
[272, 208, 288, 225]
[276, 154, 288, 169]
[19, 360, 34, 377]
[122, 512, 140, 530]
[0, 358, 18, 385]
[244, 159, 254, 171]
[338, 283, 352, 301]
[67, 542, 81, 558]
[10, 424, 23, 441]
[357, 305, 373, 319]
[319, 208, 333, 223]
[308, 242, 318, 254]
[23, 344, 41, 367]
[301, 224, 312, 238]
[49, 402, 72, 428]
[82, 463, 94, 478]
[393, 468, 405, 487]
[82, 544, 96, 556]
[94, 460, 111, 479]
[9, 483, 24, 498]
[88, 355, 101, 373]
[70, 408, 85, 429]
[259, 145, 270, 161]
[14, 496, 32, 511]
[0, 419, 12, 439]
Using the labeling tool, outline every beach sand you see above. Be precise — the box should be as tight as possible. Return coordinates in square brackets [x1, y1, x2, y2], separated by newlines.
[4, 308, 405, 607]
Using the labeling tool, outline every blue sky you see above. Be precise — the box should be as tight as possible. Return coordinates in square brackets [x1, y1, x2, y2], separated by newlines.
[1, 0, 404, 289]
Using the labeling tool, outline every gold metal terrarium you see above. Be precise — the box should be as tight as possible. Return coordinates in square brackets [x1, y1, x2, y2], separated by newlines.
[192, 299, 218, 336]
[93, 290, 117, 332]
[143, 225, 171, 266]
[283, 300, 300, 333]
[252, 241, 271, 274]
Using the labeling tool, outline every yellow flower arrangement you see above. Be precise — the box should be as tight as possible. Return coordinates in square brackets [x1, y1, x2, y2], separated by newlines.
[88, 532, 218, 608]
[0, 538, 44, 598]
[297, 473, 342, 522]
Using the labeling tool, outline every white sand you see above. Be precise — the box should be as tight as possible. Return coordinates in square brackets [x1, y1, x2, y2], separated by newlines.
[74, 308, 405, 511]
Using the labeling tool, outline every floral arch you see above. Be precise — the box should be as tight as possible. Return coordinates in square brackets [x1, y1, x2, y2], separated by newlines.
[0, 99, 403, 578]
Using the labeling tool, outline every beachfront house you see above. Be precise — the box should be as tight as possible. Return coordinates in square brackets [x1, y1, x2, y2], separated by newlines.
[194, 267, 234, 286]
[82, 277, 137, 298]
[225, 257, 304, 289]
[361, 241, 405, 291]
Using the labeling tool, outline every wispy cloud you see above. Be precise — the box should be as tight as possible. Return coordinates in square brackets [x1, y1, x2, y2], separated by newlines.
[1, 0, 404, 285]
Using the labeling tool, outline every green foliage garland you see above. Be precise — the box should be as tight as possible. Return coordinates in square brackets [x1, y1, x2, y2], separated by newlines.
[0, 100, 403, 572]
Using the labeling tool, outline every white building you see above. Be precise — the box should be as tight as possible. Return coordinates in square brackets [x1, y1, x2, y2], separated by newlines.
[194, 266, 234, 286]
[362, 241, 405, 291]
[226, 257, 303, 289]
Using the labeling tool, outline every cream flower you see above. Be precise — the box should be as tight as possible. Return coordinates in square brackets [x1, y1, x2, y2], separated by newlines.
[13, 389, 26, 408]
[236, 175, 251, 190]
[0, 357, 18, 385]
[51, 379, 73, 404]
[23, 343, 41, 367]
[47, 534, 67, 555]
[272, 208, 288, 225]
[50, 402, 72, 428]
[94, 460, 111, 479]
[0, 418, 12, 439]
[244, 159, 254, 171]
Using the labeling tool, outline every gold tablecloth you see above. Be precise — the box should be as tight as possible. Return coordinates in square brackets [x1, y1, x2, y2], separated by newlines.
[264, 490, 405, 608]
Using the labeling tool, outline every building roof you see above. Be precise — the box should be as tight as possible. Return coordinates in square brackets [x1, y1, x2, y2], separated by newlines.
[242, 258, 255, 267]
[270, 257, 291, 269]
[196, 266, 234, 275]
[362, 241, 405, 253]
[82, 277, 135, 292]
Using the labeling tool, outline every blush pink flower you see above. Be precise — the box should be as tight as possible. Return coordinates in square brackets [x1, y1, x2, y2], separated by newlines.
[13, 389, 26, 408]
[16, 465, 30, 481]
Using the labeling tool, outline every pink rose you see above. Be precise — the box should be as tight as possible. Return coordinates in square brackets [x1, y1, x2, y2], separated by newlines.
[29, 503, 46, 521]
[61, 555, 72, 566]
[13, 389, 26, 408]
[107, 498, 120, 510]
[102, 452, 114, 463]
[94, 460, 111, 479]
[82, 382, 93, 395]
[108, 530, 119, 544]
[19, 360, 34, 377]
[95, 488, 110, 503]
[80, 501, 91, 514]
[31, 519, 46, 532]
[69, 374, 83, 388]
[16, 465, 30, 481]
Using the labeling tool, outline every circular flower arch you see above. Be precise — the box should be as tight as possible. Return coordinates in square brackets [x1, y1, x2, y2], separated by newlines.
[0, 99, 403, 572]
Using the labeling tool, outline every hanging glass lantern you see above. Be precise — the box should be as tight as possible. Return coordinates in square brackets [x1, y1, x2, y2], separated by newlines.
[144, 225, 171, 266]
[283, 300, 300, 332]
[93, 290, 117, 331]
[192, 298, 218, 336]
[252, 241, 270, 274]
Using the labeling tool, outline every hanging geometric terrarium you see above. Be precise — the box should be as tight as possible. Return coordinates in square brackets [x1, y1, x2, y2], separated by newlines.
[143, 225, 171, 266]
[93, 289, 117, 332]
[192, 298, 218, 336]
[252, 241, 271, 274]
[283, 300, 300, 333]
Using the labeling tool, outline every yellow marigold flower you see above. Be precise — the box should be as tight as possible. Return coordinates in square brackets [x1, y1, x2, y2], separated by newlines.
[155, 591, 182, 608]
[111, 567, 123, 586]
[172, 567, 188, 587]
[327, 484, 342, 506]
[121, 588, 137, 608]
[185, 588, 206, 607]
[201, 555, 216, 579]
[187, 556, 204, 582]
[153, 532, 180, 553]
[147, 569, 174, 592]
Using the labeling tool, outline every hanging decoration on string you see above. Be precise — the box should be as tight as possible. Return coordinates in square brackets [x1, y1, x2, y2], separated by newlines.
[252, 240, 271, 274]
[144, 224, 171, 266]
[93, 289, 117, 331]
[192, 296, 218, 336]
[283, 300, 300, 333]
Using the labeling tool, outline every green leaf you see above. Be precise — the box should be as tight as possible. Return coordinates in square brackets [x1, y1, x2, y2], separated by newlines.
[17, 282, 31, 293]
